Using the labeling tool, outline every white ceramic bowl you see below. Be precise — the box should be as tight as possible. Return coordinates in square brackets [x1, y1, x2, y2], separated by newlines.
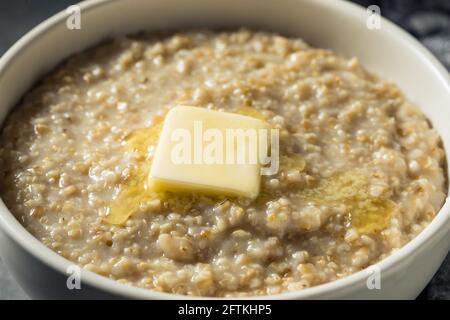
[0, 0, 449, 299]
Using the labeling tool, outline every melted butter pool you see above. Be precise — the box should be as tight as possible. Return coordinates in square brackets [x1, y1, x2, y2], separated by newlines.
[293, 170, 396, 234]
[105, 124, 161, 225]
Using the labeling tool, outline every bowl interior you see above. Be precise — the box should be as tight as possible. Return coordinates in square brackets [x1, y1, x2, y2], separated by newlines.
[0, 0, 449, 299]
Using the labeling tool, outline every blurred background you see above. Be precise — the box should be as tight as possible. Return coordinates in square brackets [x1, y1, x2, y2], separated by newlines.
[0, 0, 448, 299]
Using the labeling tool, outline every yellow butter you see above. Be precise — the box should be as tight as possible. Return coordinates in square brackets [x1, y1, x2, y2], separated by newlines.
[149, 106, 270, 198]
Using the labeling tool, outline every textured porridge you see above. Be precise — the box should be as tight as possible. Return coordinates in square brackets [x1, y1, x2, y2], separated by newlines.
[0, 30, 446, 297]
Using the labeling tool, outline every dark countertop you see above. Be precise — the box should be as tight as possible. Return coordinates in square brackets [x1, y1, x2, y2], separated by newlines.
[0, 0, 448, 300]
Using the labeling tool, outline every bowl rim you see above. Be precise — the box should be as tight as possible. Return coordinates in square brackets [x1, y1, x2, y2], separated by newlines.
[0, 0, 449, 300]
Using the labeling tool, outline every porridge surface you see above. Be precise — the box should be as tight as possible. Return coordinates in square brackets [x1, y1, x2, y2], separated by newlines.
[0, 30, 446, 297]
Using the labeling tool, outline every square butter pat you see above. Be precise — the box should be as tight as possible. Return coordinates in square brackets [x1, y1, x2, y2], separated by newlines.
[149, 106, 270, 198]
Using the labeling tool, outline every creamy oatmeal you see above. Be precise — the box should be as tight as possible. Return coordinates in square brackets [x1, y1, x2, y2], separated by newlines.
[0, 30, 446, 297]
